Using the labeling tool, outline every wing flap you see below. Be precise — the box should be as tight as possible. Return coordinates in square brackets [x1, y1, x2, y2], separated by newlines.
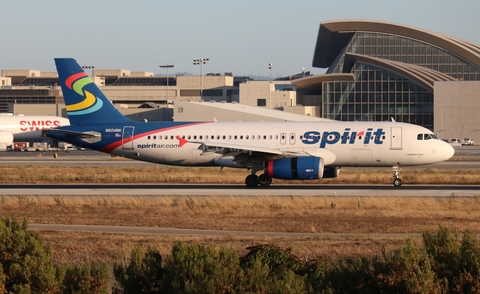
[195, 141, 284, 156]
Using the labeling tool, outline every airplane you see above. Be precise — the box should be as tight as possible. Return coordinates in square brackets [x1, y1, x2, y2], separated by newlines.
[45, 58, 455, 187]
[0, 114, 70, 147]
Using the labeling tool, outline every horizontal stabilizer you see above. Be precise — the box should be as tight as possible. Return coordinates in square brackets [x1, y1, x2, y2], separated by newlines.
[44, 129, 102, 143]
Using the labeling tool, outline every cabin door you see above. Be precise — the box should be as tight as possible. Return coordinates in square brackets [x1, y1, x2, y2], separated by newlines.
[122, 126, 135, 150]
[390, 126, 402, 150]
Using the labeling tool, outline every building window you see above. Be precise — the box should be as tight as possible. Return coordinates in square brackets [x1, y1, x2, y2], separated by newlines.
[257, 99, 266, 107]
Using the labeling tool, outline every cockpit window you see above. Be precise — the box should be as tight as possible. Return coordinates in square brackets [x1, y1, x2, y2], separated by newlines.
[418, 133, 439, 140]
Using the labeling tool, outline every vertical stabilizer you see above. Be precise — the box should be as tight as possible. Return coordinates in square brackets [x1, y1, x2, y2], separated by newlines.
[55, 58, 133, 126]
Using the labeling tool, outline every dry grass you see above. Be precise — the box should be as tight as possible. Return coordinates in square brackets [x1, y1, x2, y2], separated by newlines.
[0, 165, 479, 185]
[0, 194, 478, 265]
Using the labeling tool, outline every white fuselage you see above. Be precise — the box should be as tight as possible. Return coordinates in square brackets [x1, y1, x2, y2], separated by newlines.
[108, 121, 454, 168]
[0, 115, 70, 140]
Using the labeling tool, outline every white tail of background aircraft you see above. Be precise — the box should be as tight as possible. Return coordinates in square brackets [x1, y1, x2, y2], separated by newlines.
[46, 58, 454, 187]
[0, 114, 69, 148]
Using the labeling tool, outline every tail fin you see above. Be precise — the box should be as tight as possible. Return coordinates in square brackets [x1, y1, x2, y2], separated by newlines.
[55, 58, 133, 126]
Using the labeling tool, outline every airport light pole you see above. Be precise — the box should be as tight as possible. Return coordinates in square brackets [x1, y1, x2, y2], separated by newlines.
[81, 65, 95, 77]
[268, 63, 272, 108]
[159, 64, 174, 101]
[193, 58, 209, 99]
[301, 67, 306, 78]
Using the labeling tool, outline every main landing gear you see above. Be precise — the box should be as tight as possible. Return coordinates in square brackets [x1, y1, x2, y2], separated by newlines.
[393, 165, 402, 187]
[245, 174, 272, 187]
[245, 162, 272, 187]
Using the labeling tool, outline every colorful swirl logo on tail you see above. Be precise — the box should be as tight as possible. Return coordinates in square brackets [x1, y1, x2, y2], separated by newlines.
[64, 72, 103, 115]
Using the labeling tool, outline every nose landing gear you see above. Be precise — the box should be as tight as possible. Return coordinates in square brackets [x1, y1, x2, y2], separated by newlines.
[393, 165, 402, 187]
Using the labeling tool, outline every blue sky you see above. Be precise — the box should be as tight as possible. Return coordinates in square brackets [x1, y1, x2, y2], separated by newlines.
[2, 1, 480, 77]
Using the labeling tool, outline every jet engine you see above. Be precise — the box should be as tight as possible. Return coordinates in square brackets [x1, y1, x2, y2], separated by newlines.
[265, 157, 341, 180]
[265, 157, 324, 180]
[323, 166, 340, 178]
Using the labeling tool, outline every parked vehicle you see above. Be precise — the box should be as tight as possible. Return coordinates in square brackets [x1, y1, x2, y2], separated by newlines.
[450, 139, 461, 146]
[462, 138, 475, 146]
[13, 142, 29, 151]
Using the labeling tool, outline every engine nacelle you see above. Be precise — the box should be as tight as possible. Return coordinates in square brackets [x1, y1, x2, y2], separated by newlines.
[265, 157, 324, 180]
[323, 167, 340, 178]
[0, 131, 14, 148]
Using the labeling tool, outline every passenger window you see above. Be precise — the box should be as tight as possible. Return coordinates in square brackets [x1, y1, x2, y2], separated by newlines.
[417, 134, 423, 140]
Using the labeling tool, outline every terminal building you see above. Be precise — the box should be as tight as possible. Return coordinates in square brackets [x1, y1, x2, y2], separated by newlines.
[1, 20, 479, 142]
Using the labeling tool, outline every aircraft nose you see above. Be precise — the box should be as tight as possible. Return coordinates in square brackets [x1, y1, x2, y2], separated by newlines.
[441, 141, 455, 161]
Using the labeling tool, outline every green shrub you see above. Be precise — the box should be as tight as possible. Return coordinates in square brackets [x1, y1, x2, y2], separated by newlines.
[162, 242, 241, 293]
[114, 246, 163, 294]
[0, 217, 61, 293]
[371, 238, 440, 293]
[307, 257, 372, 293]
[61, 262, 108, 294]
[240, 244, 310, 293]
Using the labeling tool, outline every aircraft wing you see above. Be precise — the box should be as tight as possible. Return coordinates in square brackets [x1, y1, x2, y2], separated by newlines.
[195, 141, 283, 155]
[193, 140, 337, 165]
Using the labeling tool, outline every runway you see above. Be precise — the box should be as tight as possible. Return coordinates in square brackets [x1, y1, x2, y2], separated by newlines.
[0, 183, 478, 197]
[28, 223, 420, 239]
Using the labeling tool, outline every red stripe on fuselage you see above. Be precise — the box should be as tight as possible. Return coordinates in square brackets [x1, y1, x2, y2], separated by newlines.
[100, 122, 209, 153]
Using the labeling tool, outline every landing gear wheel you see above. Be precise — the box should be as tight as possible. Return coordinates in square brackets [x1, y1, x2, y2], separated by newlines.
[393, 178, 402, 187]
[392, 165, 402, 187]
[258, 174, 272, 187]
[245, 175, 259, 187]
